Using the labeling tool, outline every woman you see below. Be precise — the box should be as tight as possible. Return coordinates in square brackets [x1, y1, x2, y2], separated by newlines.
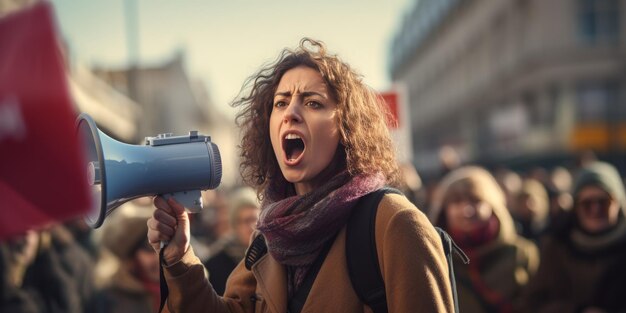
[147, 38, 453, 312]
[512, 178, 550, 242]
[519, 161, 626, 313]
[429, 166, 539, 313]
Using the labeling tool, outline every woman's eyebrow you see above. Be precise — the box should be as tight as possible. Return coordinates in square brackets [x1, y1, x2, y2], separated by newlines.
[274, 91, 292, 98]
[300, 91, 326, 98]
[274, 90, 326, 98]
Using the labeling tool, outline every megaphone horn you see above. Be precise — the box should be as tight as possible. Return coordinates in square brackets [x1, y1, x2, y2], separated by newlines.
[76, 113, 222, 228]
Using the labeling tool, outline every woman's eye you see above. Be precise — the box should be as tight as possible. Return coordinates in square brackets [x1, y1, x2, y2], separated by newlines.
[274, 101, 286, 108]
[306, 101, 322, 109]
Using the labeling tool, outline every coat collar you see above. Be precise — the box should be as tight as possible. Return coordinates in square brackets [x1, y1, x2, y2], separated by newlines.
[252, 253, 288, 313]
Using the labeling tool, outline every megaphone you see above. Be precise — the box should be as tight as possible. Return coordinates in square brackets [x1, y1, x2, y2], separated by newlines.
[76, 113, 222, 228]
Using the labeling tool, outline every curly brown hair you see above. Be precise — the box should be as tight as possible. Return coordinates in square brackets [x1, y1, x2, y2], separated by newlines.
[232, 38, 400, 197]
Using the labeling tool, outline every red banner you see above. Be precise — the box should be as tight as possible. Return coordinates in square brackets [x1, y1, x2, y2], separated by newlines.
[0, 3, 91, 239]
[380, 91, 400, 129]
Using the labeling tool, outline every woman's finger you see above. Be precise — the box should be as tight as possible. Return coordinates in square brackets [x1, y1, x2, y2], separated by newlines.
[153, 196, 174, 214]
[147, 218, 175, 237]
[153, 208, 177, 227]
[147, 228, 173, 244]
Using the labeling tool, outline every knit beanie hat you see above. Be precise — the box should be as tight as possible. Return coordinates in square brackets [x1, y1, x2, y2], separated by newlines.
[572, 161, 626, 210]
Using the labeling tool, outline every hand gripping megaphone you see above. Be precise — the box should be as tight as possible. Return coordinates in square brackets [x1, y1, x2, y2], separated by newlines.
[76, 113, 222, 228]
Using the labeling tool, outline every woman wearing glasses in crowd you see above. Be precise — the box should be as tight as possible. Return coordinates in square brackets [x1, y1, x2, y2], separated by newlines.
[519, 161, 626, 313]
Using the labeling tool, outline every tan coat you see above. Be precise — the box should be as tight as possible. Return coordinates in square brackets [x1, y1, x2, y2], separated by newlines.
[163, 193, 454, 312]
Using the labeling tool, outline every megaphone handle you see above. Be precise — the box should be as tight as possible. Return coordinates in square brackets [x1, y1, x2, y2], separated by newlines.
[159, 191, 201, 251]
[162, 190, 203, 213]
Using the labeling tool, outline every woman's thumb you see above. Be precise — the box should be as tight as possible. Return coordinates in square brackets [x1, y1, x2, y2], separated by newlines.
[167, 197, 189, 228]
[166, 198, 190, 244]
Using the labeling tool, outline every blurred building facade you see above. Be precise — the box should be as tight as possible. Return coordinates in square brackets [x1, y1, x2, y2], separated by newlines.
[91, 52, 239, 186]
[390, 0, 626, 176]
[92, 52, 208, 140]
[68, 63, 142, 143]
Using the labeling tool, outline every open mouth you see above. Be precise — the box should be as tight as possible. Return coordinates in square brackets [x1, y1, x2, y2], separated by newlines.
[283, 133, 305, 164]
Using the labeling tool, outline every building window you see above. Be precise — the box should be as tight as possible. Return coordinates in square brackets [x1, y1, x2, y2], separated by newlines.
[578, 0, 620, 43]
[576, 83, 617, 123]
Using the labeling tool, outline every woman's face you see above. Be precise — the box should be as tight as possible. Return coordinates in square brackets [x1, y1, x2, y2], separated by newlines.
[270, 66, 340, 195]
[445, 192, 493, 233]
[575, 185, 620, 233]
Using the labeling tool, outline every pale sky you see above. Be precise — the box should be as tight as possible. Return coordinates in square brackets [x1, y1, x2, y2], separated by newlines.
[50, 0, 412, 116]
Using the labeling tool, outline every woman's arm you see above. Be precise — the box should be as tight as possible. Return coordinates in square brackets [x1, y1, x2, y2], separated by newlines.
[148, 197, 256, 313]
[162, 246, 256, 313]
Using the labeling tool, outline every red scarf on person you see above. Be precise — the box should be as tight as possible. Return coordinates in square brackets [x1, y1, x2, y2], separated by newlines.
[257, 171, 385, 297]
[448, 214, 500, 252]
[449, 215, 513, 312]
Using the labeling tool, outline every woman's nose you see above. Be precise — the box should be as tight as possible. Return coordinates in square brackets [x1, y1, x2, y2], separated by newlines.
[283, 100, 302, 123]
[461, 203, 477, 218]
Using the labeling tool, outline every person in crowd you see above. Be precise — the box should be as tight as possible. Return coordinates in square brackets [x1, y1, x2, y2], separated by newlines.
[147, 38, 454, 312]
[518, 161, 626, 313]
[527, 167, 550, 188]
[545, 167, 573, 232]
[189, 190, 232, 263]
[549, 167, 573, 197]
[98, 203, 160, 313]
[512, 178, 550, 242]
[0, 225, 96, 313]
[1, 230, 44, 313]
[204, 187, 260, 296]
[64, 218, 99, 261]
[429, 166, 539, 313]
[494, 167, 523, 214]
[398, 162, 428, 211]
[438, 145, 461, 179]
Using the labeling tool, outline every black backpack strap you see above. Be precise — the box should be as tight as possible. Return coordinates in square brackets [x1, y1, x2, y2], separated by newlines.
[245, 234, 268, 270]
[436, 227, 470, 313]
[346, 187, 401, 313]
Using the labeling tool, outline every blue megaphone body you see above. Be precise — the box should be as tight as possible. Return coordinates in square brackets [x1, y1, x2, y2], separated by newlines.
[76, 113, 222, 228]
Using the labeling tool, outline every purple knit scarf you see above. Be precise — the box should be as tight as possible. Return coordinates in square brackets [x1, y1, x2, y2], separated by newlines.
[257, 171, 385, 296]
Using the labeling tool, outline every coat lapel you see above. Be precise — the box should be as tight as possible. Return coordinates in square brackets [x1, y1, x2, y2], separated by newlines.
[300, 228, 363, 313]
[252, 254, 288, 313]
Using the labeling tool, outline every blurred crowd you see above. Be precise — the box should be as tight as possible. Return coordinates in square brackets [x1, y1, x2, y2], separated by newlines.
[2, 155, 626, 313]
[0, 186, 260, 313]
